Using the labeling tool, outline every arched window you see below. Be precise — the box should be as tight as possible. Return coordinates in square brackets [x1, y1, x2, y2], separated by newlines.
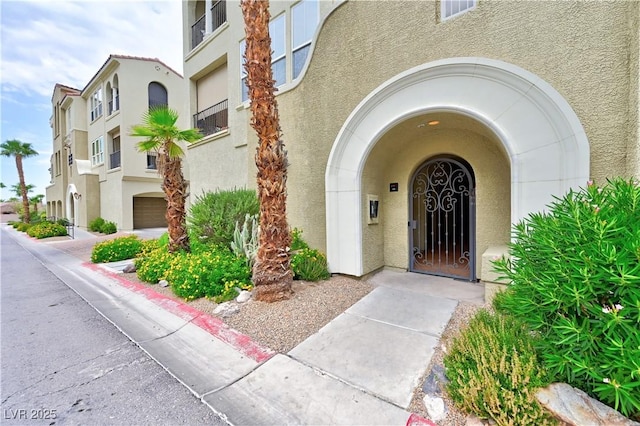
[111, 74, 119, 113]
[148, 82, 168, 108]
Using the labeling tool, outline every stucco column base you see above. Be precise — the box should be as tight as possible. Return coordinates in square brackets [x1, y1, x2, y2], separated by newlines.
[481, 245, 510, 303]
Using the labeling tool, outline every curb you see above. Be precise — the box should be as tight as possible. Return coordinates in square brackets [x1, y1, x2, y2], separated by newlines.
[83, 262, 274, 363]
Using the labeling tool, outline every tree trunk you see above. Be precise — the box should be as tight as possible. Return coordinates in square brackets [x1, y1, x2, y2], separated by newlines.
[162, 153, 190, 253]
[242, 0, 293, 302]
[16, 155, 30, 224]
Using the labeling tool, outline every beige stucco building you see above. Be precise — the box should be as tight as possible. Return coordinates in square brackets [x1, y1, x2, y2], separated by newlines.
[46, 55, 188, 231]
[183, 1, 639, 284]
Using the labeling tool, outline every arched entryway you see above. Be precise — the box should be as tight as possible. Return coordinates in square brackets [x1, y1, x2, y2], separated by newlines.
[410, 156, 476, 280]
[66, 184, 78, 225]
[325, 57, 590, 277]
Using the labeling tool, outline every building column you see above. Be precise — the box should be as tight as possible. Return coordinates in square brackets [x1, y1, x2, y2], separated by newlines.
[205, 0, 212, 34]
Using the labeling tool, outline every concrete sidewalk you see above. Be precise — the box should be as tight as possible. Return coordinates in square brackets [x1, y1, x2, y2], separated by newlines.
[2, 225, 485, 425]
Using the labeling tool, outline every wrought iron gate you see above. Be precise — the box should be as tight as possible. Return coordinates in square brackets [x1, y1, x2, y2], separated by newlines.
[409, 157, 476, 280]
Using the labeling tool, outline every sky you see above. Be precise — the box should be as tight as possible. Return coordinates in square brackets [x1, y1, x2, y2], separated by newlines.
[0, 0, 184, 202]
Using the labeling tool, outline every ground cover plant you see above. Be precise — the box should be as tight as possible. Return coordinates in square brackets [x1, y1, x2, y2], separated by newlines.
[91, 235, 144, 263]
[493, 178, 640, 419]
[444, 310, 555, 425]
[288, 228, 330, 281]
[25, 221, 67, 239]
[135, 232, 252, 302]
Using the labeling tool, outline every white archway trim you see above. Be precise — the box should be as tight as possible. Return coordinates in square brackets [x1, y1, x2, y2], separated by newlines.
[325, 57, 590, 276]
[66, 184, 78, 223]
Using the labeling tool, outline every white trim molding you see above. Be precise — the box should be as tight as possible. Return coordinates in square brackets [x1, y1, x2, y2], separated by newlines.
[325, 57, 590, 276]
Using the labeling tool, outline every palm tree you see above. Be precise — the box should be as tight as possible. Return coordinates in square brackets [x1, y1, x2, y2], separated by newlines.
[1, 140, 38, 223]
[30, 194, 45, 215]
[11, 183, 34, 198]
[241, 0, 293, 302]
[130, 106, 202, 253]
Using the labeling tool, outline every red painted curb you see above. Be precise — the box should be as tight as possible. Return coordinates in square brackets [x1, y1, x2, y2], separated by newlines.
[83, 262, 274, 363]
[406, 413, 438, 426]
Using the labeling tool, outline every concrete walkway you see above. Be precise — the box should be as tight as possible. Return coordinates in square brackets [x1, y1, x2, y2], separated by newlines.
[2, 225, 485, 425]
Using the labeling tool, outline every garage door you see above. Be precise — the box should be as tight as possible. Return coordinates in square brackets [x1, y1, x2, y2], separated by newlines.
[133, 197, 167, 229]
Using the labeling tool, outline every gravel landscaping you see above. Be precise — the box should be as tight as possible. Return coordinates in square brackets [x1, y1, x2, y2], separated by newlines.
[49, 233, 481, 424]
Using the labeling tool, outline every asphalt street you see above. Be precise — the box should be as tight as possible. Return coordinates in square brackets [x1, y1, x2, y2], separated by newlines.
[0, 229, 225, 425]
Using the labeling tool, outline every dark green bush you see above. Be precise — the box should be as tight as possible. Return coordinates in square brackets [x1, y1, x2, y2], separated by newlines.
[291, 248, 330, 281]
[444, 310, 555, 425]
[188, 188, 259, 246]
[89, 217, 106, 232]
[91, 235, 144, 263]
[493, 178, 640, 419]
[26, 221, 67, 239]
[56, 218, 70, 226]
[100, 221, 117, 234]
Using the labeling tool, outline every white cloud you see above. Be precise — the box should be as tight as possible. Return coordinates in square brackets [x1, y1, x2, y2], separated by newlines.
[1, 0, 183, 98]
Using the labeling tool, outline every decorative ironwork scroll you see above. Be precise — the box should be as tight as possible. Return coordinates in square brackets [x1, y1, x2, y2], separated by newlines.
[410, 158, 475, 280]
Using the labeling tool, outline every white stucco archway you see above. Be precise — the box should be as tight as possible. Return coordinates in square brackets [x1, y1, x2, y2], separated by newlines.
[66, 184, 78, 224]
[325, 57, 590, 276]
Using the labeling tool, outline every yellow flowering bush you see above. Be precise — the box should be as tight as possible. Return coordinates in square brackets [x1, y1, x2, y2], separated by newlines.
[291, 248, 330, 281]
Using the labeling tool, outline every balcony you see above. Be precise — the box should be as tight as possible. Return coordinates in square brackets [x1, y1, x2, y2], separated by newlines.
[191, 0, 227, 50]
[109, 151, 121, 169]
[193, 99, 228, 137]
[108, 95, 119, 115]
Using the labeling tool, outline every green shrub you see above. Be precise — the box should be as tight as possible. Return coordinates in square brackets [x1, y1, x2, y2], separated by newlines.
[15, 222, 31, 232]
[444, 310, 555, 425]
[91, 235, 144, 263]
[26, 221, 67, 239]
[188, 188, 259, 246]
[165, 246, 251, 301]
[291, 248, 330, 281]
[290, 227, 309, 251]
[100, 221, 117, 234]
[89, 217, 106, 232]
[135, 246, 173, 284]
[56, 218, 70, 226]
[493, 178, 640, 419]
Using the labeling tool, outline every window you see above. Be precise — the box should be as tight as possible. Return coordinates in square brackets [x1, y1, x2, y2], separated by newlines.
[91, 136, 104, 166]
[240, 40, 248, 102]
[90, 88, 103, 121]
[240, 14, 286, 103]
[107, 77, 120, 115]
[55, 151, 61, 176]
[441, 0, 475, 20]
[148, 82, 168, 108]
[270, 14, 286, 88]
[109, 135, 121, 169]
[292, 0, 318, 79]
[146, 152, 158, 170]
[65, 107, 72, 135]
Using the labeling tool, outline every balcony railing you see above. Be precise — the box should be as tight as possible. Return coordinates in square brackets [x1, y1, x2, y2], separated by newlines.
[108, 95, 119, 115]
[212, 1, 226, 32]
[193, 99, 228, 137]
[191, 13, 206, 49]
[110, 151, 121, 169]
[191, 1, 227, 50]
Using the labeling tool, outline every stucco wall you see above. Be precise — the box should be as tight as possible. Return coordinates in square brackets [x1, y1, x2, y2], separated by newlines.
[628, 3, 640, 179]
[274, 0, 635, 260]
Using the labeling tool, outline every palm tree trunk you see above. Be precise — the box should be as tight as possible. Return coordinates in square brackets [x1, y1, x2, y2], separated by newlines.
[16, 155, 31, 223]
[162, 153, 190, 253]
[242, 0, 293, 302]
